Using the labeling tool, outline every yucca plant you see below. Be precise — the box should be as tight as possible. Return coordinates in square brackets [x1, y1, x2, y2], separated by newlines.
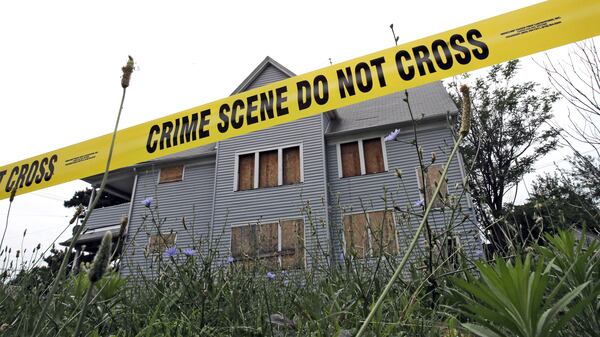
[448, 254, 590, 337]
[537, 230, 600, 336]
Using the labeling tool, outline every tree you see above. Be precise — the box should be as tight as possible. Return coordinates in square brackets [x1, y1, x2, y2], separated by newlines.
[506, 173, 600, 246]
[449, 59, 560, 253]
[64, 188, 126, 209]
[543, 39, 600, 203]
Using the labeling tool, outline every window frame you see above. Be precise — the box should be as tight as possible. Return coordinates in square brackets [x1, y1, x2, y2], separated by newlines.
[341, 209, 398, 258]
[157, 165, 185, 184]
[229, 217, 306, 269]
[233, 143, 304, 191]
[336, 137, 389, 178]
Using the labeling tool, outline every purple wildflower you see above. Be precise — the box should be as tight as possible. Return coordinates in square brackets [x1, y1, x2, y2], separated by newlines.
[266, 271, 276, 280]
[164, 246, 177, 258]
[414, 199, 425, 207]
[183, 248, 196, 257]
[339, 252, 345, 263]
[142, 197, 153, 208]
[226, 256, 234, 264]
[384, 128, 401, 142]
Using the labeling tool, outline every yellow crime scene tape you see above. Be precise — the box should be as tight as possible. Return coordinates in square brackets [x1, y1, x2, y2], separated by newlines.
[1, 0, 599, 200]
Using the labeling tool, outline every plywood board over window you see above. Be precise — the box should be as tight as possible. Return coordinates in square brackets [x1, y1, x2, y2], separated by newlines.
[343, 213, 369, 258]
[369, 211, 398, 256]
[148, 233, 177, 253]
[259, 150, 278, 188]
[283, 146, 301, 185]
[159, 165, 184, 184]
[281, 219, 305, 269]
[417, 164, 447, 208]
[238, 153, 255, 191]
[340, 142, 361, 177]
[363, 138, 385, 174]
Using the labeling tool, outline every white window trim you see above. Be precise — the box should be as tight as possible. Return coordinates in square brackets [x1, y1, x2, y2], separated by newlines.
[233, 143, 304, 191]
[336, 137, 389, 178]
[340, 209, 398, 258]
[157, 164, 185, 184]
[229, 217, 307, 268]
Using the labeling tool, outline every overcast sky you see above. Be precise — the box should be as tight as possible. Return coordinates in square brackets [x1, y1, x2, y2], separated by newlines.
[0, 0, 588, 262]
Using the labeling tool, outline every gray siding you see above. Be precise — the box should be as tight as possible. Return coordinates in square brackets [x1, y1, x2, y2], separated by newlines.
[87, 202, 130, 230]
[120, 158, 216, 277]
[326, 123, 480, 266]
[211, 114, 330, 268]
[244, 64, 290, 91]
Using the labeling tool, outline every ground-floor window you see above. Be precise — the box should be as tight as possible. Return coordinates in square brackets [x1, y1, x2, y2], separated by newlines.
[343, 210, 398, 258]
[230, 218, 305, 269]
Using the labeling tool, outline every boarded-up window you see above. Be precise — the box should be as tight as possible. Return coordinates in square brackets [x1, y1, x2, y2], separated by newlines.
[259, 222, 279, 268]
[343, 213, 369, 258]
[148, 233, 177, 253]
[283, 146, 301, 185]
[363, 138, 385, 174]
[230, 219, 305, 270]
[437, 236, 461, 267]
[238, 153, 255, 190]
[159, 165, 183, 184]
[259, 150, 278, 188]
[417, 164, 447, 208]
[343, 211, 397, 258]
[369, 211, 398, 256]
[340, 142, 361, 177]
[281, 219, 305, 269]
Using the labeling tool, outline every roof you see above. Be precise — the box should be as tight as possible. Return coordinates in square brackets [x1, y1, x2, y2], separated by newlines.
[60, 225, 121, 247]
[327, 81, 458, 134]
[231, 56, 296, 95]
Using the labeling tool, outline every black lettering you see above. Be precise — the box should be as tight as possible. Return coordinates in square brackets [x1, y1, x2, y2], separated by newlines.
[336, 67, 355, 98]
[0, 170, 5, 186]
[276, 86, 289, 116]
[231, 99, 245, 129]
[370, 57, 387, 87]
[412, 45, 436, 76]
[198, 109, 210, 138]
[259, 91, 275, 120]
[297, 80, 312, 110]
[36, 158, 48, 184]
[44, 155, 57, 182]
[25, 160, 39, 187]
[160, 121, 174, 150]
[246, 95, 259, 125]
[5, 166, 18, 192]
[355, 62, 373, 93]
[467, 29, 489, 60]
[146, 125, 160, 153]
[431, 39, 453, 70]
[173, 119, 180, 146]
[179, 114, 198, 144]
[395, 50, 415, 81]
[217, 104, 230, 133]
[449, 34, 471, 65]
[15, 164, 28, 189]
[313, 75, 329, 105]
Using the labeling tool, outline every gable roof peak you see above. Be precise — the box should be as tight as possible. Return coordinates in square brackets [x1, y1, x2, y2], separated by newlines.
[231, 56, 295, 95]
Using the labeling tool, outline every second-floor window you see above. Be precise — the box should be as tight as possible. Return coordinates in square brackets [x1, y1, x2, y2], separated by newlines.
[235, 145, 303, 191]
[337, 137, 388, 178]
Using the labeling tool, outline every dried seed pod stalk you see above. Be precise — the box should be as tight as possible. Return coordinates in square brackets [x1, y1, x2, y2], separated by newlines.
[121, 56, 134, 89]
[459, 85, 471, 137]
[88, 231, 112, 283]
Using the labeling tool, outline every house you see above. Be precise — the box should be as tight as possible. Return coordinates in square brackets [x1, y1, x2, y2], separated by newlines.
[62, 56, 481, 276]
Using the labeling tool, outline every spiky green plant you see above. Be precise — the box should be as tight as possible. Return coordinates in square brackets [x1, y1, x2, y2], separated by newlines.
[449, 254, 591, 337]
